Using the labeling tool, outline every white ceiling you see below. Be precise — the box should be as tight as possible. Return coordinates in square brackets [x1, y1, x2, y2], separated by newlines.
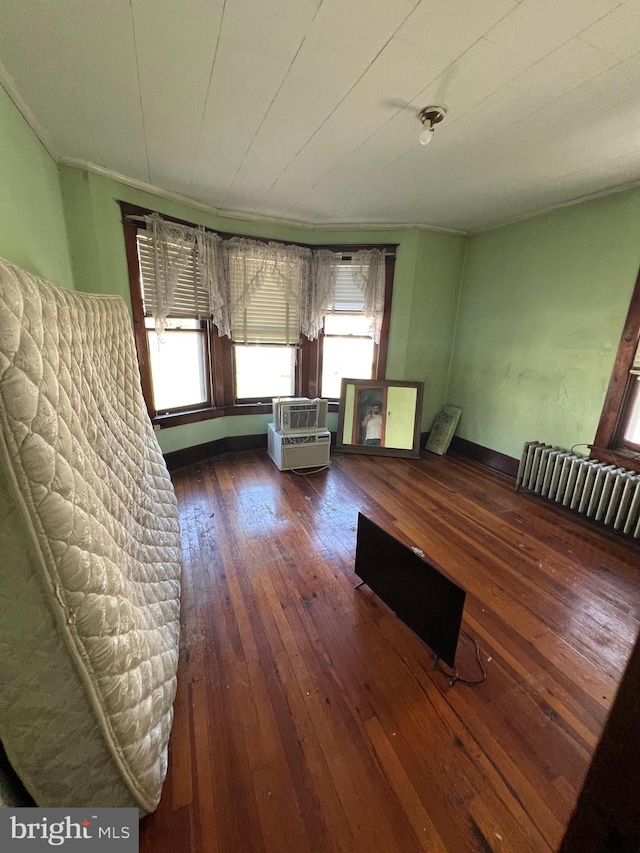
[2, 0, 640, 233]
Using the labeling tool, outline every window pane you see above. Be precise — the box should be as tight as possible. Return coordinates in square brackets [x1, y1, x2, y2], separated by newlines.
[333, 264, 364, 311]
[234, 345, 295, 399]
[623, 378, 640, 445]
[322, 337, 374, 399]
[323, 313, 373, 335]
[147, 330, 207, 411]
[145, 317, 201, 330]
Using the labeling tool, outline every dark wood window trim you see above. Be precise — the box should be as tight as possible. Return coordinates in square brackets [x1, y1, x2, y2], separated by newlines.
[591, 262, 640, 473]
[119, 201, 397, 427]
[124, 218, 155, 416]
[376, 253, 395, 380]
[145, 321, 212, 416]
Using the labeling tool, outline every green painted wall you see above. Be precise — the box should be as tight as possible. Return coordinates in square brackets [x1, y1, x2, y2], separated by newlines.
[60, 167, 104, 293]
[59, 166, 465, 453]
[446, 190, 640, 459]
[0, 84, 73, 288]
[404, 230, 466, 428]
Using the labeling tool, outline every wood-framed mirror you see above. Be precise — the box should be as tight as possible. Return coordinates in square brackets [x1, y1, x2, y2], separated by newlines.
[336, 378, 425, 458]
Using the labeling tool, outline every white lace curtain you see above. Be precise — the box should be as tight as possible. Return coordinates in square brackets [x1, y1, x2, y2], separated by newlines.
[226, 238, 312, 343]
[144, 214, 195, 334]
[196, 227, 231, 338]
[352, 248, 386, 344]
[302, 250, 341, 341]
[144, 213, 231, 336]
[143, 214, 384, 342]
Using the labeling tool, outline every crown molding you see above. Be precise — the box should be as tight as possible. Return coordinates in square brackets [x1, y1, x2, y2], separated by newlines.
[58, 157, 469, 236]
[10, 85, 638, 239]
[60, 156, 226, 216]
[0, 61, 60, 162]
[282, 218, 468, 236]
[473, 178, 640, 236]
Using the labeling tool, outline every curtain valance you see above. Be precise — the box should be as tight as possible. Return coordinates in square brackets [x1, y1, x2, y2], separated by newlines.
[142, 213, 385, 343]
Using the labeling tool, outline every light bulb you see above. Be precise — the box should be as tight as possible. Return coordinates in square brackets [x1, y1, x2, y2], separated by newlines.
[419, 121, 433, 145]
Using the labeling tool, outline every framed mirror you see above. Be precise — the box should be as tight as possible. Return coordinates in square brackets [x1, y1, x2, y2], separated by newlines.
[336, 378, 425, 458]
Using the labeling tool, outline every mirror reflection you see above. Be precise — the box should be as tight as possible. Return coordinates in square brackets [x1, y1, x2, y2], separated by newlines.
[337, 379, 425, 458]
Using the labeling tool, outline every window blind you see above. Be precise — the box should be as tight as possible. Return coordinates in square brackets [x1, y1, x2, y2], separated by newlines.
[138, 227, 370, 338]
[331, 263, 364, 312]
[137, 232, 210, 319]
[228, 252, 301, 345]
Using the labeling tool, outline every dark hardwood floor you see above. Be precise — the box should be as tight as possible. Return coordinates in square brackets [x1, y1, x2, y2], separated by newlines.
[140, 450, 640, 853]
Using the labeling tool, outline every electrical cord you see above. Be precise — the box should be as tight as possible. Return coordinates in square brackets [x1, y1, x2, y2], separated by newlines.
[291, 464, 331, 475]
[570, 443, 592, 454]
[436, 629, 487, 686]
[570, 442, 640, 466]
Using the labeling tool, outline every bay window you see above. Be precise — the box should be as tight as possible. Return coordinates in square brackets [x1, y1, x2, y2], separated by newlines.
[120, 201, 396, 425]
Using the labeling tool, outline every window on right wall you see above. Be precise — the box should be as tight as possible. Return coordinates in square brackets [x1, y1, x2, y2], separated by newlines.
[621, 344, 640, 448]
[592, 264, 640, 470]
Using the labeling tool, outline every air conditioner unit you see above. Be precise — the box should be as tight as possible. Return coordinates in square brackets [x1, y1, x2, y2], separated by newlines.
[267, 423, 331, 471]
[272, 397, 328, 434]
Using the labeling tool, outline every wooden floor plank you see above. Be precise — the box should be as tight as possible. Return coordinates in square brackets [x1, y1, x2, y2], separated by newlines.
[140, 450, 640, 853]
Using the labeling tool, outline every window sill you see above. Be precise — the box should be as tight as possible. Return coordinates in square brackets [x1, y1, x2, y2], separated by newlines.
[153, 399, 340, 429]
[589, 446, 640, 474]
[153, 403, 272, 428]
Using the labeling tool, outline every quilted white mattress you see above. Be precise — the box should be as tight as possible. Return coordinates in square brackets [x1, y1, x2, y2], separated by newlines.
[0, 258, 181, 812]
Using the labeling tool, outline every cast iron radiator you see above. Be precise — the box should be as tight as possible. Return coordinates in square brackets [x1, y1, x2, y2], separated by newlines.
[516, 441, 640, 538]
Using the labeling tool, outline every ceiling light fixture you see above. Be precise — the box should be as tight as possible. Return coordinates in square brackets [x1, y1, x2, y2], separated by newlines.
[418, 106, 446, 145]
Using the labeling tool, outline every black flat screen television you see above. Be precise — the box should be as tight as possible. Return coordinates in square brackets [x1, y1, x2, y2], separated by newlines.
[354, 513, 466, 668]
